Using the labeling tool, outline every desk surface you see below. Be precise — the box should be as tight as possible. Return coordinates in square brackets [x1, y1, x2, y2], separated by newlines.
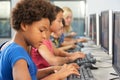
[81, 42, 119, 80]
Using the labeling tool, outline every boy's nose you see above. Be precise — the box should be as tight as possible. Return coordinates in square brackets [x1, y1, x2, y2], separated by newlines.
[42, 32, 47, 40]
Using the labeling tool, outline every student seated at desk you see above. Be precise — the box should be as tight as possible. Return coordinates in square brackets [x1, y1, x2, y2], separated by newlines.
[50, 19, 76, 51]
[62, 7, 87, 43]
[0, 0, 80, 80]
[30, 6, 85, 70]
[49, 8, 76, 50]
[51, 7, 87, 50]
[59, 19, 86, 49]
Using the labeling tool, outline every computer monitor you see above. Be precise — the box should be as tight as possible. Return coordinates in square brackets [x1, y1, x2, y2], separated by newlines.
[112, 12, 120, 77]
[89, 14, 100, 46]
[99, 15, 102, 47]
[100, 10, 113, 55]
[89, 15, 93, 40]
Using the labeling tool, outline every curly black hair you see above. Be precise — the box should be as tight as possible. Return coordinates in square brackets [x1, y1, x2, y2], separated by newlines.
[11, 0, 55, 31]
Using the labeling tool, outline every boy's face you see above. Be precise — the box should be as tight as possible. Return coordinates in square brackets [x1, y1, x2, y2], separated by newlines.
[46, 28, 51, 39]
[23, 18, 50, 48]
[50, 11, 63, 38]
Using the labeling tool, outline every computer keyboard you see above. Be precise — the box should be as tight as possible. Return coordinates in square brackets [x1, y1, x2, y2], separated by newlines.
[79, 65, 95, 80]
[76, 42, 84, 48]
[75, 36, 91, 41]
[76, 53, 96, 66]
[67, 53, 97, 80]
[82, 41, 95, 47]
[67, 65, 96, 80]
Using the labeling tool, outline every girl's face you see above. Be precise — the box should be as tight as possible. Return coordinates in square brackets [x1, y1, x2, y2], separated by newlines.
[50, 11, 63, 38]
[24, 18, 50, 48]
[63, 12, 72, 26]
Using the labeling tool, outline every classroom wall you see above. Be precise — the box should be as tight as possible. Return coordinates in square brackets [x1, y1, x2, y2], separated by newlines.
[85, 0, 120, 36]
[86, 0, 120, 15]
[53, 1, 86, 36]
[1, 0, 120, 44]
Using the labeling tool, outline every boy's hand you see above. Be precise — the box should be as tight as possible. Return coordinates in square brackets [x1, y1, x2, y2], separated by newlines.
[56, 64, 80, 79]
[69, 52, 85, 62]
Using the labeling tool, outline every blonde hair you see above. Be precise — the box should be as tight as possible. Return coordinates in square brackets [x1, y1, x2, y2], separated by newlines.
[62, 7, 73, 32]
[62, 7, 72, 18]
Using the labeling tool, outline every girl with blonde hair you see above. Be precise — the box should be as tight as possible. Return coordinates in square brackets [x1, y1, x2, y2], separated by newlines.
[62, 7, 87, 43]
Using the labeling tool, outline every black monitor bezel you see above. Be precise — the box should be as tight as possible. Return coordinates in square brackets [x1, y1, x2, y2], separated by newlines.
[112, 12, 120, 77]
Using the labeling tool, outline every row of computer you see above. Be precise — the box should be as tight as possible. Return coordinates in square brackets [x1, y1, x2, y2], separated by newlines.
[86, 10, 120, 79]
[66, 10, 120, 80]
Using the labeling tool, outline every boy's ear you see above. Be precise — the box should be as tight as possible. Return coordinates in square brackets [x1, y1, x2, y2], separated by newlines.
[20, 23, 28, 31]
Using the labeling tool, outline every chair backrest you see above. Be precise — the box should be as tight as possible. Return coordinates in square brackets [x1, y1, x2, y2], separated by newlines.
[0, 41, 8, 50]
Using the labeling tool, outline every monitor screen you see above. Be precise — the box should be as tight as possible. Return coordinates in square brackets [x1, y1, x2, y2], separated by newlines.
[100, 11, 109, 51]
[89, 15, 93, 40]
[113, 12, 120, 77]
[89, 14, 100, 45]
[90, 14, 97, 43]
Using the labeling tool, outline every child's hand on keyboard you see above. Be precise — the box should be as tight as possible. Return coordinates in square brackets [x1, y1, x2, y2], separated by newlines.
[69, 63, 80, 69]
[67, 52, 85, 62]
[55, 64, 80, 79]
[76, 38, 88, 43]
[71, 51, 85, 59]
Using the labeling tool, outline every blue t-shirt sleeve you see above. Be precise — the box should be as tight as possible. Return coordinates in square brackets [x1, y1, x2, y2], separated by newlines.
[58, 34, 64, 44]
[8, 47, 28, 67]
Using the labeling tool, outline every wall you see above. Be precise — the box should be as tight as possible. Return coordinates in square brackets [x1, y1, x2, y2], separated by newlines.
[1, 0, 120, 44]
[86, 0, 120, 15]
[85, 0, 120, 36]
[53, 1, 86, 36]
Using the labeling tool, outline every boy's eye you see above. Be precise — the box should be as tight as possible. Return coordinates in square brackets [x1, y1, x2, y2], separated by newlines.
[40, 29, 45, 32]
[40, 28, 48, 32]
[40, 30, 43, 32]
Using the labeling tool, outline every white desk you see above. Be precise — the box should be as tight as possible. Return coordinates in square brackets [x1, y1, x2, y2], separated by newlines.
[81, 42, 119, 80]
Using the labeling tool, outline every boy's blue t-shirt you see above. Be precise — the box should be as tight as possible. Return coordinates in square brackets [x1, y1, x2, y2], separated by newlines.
[0, 42, 37, 80]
